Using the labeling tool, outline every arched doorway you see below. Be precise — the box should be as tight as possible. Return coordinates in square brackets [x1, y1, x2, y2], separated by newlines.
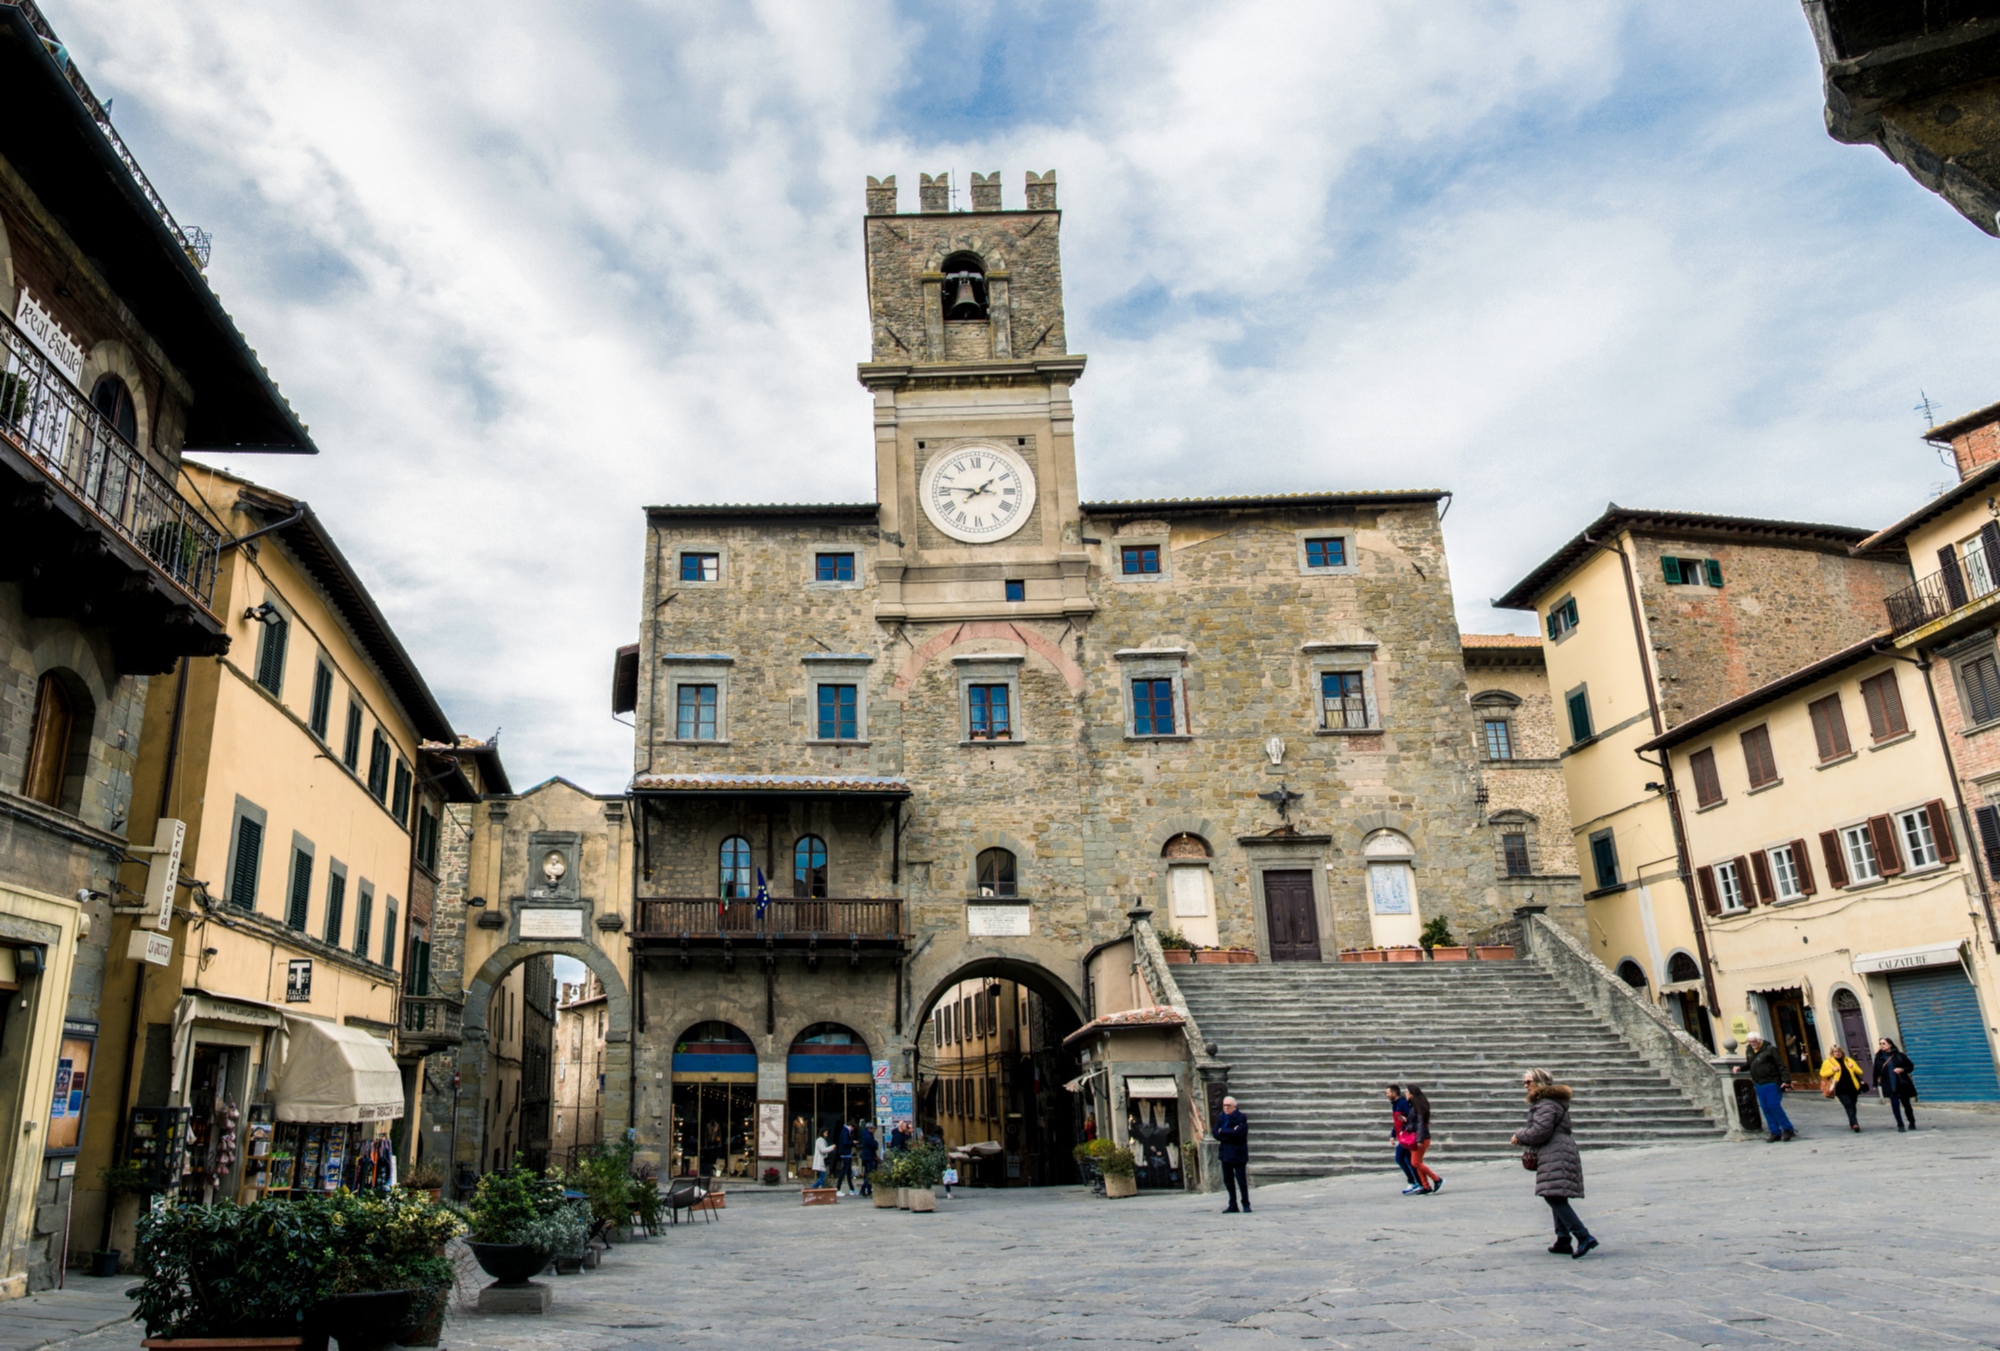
[670, 1021, 757, 1181]
[913, 959, 1085, 1187]
[786, 1024, 873, 1180]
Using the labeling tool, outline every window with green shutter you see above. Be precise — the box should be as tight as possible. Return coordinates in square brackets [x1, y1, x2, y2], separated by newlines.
[309, 661, 333, 738]
[1566, 687, 1594, 743]
[254, 613, 289, 694]
[1662, 555, 1685, 585]
[286, 846, 312, 930]
[231, 817, 263, 909]
[324, 868, 346, 947]
[354, 884, 373, 958]
[1546, 597, 1579, 640]
[1703, 558, 1724, 587]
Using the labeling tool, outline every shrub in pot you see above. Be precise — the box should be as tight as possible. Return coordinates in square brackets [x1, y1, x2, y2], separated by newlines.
[1072, 1139, 1138, 1198]
[93, 1161, 149, 1275]
[1156, 928, 1196, 964]
[463, 1165, 576, 1286]
[319, 1189, 464, 1351]
[404, 1159, 446, 1202]
[133, 1197, 334, 1344]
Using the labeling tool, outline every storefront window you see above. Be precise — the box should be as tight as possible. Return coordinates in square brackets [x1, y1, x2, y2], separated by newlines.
[786, 1023, 873, 1180]
[670, 1022, 757, 1179]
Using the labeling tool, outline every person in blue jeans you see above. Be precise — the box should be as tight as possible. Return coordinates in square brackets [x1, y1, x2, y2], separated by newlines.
[1744, 1035, 1796, 1141]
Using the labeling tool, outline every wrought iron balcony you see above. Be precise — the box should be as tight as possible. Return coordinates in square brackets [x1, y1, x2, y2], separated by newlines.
[399, 994, 465, 1051]
[635, 897, 904, 944]
[1, 308, 224, 609]
[1884, 557, 2000, 636]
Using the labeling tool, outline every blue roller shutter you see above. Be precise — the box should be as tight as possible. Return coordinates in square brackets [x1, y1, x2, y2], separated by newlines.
[1886, 966, 2000, 1102]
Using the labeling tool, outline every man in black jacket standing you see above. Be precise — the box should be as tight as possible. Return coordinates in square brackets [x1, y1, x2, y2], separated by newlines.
[1215, 1095, 1251, 1213]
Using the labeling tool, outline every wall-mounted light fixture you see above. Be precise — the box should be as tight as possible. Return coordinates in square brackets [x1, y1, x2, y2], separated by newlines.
[243, 602, 283, 627]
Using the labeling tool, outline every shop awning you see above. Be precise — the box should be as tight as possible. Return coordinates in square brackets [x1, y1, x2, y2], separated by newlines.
[1853, 942, 1966, 975]
[1124, 1076, 1180, 1099]
[273, 1017, 404, 1123]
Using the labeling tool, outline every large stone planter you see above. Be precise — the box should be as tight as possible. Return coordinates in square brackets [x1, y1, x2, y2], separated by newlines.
[319, 1290, 414, 1351]
[1162, 948, 1193, 964]
[872, 1187, 900, 1209]
[1385, 947, 1424, 962]
[896, 1188, 912, 1209]
[1430, 946, 1470, 961]
[468, 1241, 552, 1286]
[1475, 945, 1516, 960]
[907, 1188, 936, 1212]
[1102, 1173, 1138, 1199]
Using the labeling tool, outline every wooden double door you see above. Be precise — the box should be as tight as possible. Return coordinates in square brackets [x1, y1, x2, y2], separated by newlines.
[1261, 870, 1321, 962]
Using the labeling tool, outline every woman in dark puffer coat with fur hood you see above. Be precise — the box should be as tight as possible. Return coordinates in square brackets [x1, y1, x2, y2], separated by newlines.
[1511, 1068, 1597, 1259]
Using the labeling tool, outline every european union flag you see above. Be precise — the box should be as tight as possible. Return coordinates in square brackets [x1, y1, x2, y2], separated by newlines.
[755, 868, 770, 920]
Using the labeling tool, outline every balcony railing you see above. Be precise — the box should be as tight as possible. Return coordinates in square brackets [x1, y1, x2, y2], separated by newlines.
[636, 898, 903, 940]
[1884, 557, 1999, 635]
[399, 994, 464, 1046]
[1, 308, 223, 608]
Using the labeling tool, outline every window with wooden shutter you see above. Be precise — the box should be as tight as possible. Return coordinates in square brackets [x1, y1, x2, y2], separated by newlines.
[1703, 559, 1724, 587]
[1748, 850, 1775, 903]
[1977, 804, 2000, 879]
[1689, 747, 1723, 807]
[231, 817, 263, 909]
[1939, 544, 1969, 609]
[1819, 830, 1849, 889]
[1789, 838, 1815, 894]
[1567, 688, 1593, 743]
[286, 847, 312, 930]
[1807, 694, 1851, 761]
[1924, 799, 1958, 863]
[1868, 814, 1904, 876]
[254, 612, 289, 695]
[1858, 670, 1908, 740]
[1957, 652, 2000, 727]
[20, 671, 78, 808]
[1695, 865, 1721, 915]
[1981, 522, 2000, 594]
[1662, 556, 1684, 585]
[1740, 724, 1779, 788]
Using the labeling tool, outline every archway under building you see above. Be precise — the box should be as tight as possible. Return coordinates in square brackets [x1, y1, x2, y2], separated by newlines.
[456, 939, 633, 1186]
[912, 956, 1087, 1188]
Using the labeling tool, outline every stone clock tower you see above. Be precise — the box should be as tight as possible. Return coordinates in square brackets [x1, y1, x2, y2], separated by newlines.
[858, 170, 1094, 624]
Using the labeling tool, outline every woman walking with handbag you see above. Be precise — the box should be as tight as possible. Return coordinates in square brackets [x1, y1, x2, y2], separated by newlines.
[1873, 1038, 1919, 1131]
[1511, 1068, 1597, 1259]
[1818, 1045, 1866, 1132]
[1384, 1086, 1422, 1194]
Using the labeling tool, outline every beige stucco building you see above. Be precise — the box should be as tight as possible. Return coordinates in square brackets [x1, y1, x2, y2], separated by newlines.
[552, 972, 610, 1165]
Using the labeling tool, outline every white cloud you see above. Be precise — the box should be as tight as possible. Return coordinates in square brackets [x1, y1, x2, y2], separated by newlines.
[49, 0, 2000, 787]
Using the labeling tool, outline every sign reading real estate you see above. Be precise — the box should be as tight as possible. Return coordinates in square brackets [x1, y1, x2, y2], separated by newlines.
[14, 287, 84, 383]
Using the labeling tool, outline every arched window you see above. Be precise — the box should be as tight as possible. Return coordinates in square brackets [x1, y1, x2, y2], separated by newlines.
[718, 836, 752, 900]
[1615, 959, 1649, 990]
[793, 835, 828, 898]
[90, 374, 137, 445]
[22, 670, 91, 811]
[976, 847, 1017, 897]
[940, 251, 987, 321]
[1667, 951, 1701, 984]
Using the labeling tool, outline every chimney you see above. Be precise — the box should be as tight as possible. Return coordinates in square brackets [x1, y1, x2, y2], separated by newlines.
[919, 172, 950, 213]
[970, 171, 1001, 210]
[866, 175, 897, 214]
[1025, 169, 1057, 210]
[1926, 399, 2000, 479]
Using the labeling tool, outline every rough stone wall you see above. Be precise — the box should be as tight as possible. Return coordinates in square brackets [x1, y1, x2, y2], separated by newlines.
[863, 195, 1066, 363]
[1629, 534, 1911, 728]
[1464, 646, 1584, 941]
[417, 802, 473, 1167]
[1925, 626, 2000, 801]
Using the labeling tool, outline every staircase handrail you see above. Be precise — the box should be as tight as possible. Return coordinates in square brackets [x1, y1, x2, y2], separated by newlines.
[1516, 910, 1743, 1139]
[1126, 908, 1231, 1189]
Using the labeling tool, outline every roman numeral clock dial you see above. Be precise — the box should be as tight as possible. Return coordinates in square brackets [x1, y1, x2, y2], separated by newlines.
[919, 443, 1038, 544]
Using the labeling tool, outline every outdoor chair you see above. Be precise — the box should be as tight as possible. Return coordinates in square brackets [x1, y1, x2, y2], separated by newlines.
[664, 1176, 715, 1225]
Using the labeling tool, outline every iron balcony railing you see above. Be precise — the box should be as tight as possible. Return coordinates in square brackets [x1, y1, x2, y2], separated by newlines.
[1, 308, 223, 608]
[399, 994, 465, 1044]
[9, 0, 211, 268]
[1884, 558, 1999, 635]
[636, 897, 903, 939]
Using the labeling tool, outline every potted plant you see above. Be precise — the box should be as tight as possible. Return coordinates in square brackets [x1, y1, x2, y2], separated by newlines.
[869, 1156, 904, 1209]
[1385, 945, 1425, 962]
[1356, 947, 1387, 963]
[92, 1161, 149, 1276]
[1073, 1139, 1138, 1198]
[762, 1166, 781, 1186]
[1226, 948, 1257, 964]
[463, 1165, 569, 1287]
[1156, 929, 1195, 964]
[1422, 918, 1469, 961]
[404, 1159, 445, 1203]
[1474, 942, 1516, 960]
[898, 1140, 946, 1211]
[1193, 946, 1232, 964]
[317, 1190, 464, 1351]
[135, 1197, 328, 1349]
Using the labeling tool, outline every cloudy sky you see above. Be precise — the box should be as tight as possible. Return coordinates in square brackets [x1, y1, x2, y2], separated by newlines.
[53, 0, 2000, 792]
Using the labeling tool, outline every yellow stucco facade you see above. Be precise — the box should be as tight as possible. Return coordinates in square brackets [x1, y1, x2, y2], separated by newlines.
[0, 883, 84, 1298]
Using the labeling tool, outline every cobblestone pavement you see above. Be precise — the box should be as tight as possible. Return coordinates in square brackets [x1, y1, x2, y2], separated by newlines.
[36, 1095, 2000, 1350]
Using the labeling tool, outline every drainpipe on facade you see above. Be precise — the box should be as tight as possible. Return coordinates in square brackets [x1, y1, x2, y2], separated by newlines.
[1880, 646, 2000, 954]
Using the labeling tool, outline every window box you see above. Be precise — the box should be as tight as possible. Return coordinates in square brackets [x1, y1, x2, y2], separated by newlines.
[1161, 948, 1193, 965]
[1383, 946, 1425, 963]
[1429, 945, 1471, 961]
[1473, 944, 1516, 960]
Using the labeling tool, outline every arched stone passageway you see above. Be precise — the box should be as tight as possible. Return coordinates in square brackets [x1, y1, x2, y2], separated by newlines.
[454, 939, 633, 1179]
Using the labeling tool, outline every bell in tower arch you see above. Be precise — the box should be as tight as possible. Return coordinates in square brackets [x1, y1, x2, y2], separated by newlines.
[939, 252, 987, 321]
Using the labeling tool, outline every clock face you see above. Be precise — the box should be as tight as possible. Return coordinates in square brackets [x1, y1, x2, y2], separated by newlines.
[919, 443, 1037, 543]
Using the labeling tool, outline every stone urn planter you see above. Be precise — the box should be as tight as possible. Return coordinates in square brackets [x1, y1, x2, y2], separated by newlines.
[553, 1252, 585, 1275]
[1162, 948, 1193, 964]
[1429, 946, 1471, 961]
[1102, 1173, 1138, 1199]
[1384, 947, 1425, 962]
[319, 1290, 414, 1351]
[468, 1241, 552, 1286]
[1474, 944, 1516, 960]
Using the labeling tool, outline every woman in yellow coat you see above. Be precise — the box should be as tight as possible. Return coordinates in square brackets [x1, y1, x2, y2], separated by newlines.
[1819, 1045, 1867, 1133]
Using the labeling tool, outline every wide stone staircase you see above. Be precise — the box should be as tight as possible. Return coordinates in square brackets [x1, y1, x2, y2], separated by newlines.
[1173, 961, 1727, 1183]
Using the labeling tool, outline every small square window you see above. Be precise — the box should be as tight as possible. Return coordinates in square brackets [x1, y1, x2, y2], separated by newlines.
[1004, 579, 1026, 602]
[815, 552, 855, 583]
[1121, 546, 1161, 576]
[1715, 859, 1747, 912]
[1897, 807, 1940, 869]
[676, 684, 718, 739]
[968, 684, 1012, 740]
[1842, 824, 1881, 881]
[680, 552, 720, 583]
[1320, 671, 1368, 729]
[1304, 537, 1346, 569]
[1133, 678, 1176, 735]
[817, 683, 859, 740]
[1547, 597, 1579, 640]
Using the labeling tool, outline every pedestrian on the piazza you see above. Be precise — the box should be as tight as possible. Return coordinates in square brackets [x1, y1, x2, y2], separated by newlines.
[834, 1119, 856, 1193]
[1743, 1034, 1797, 1142]
[1818, 1044, 1867, 1133]
[858, 1122, 880, 1195]
[1214, 1093, 1251, 1213]
[1385, 1085, 1422, 1193]
[1405, 1084, 1443, 1194]
[889, 1119, 910, 1152]
[1874, 1038, 1920, 1131]
[811, 1129, 832, 1188]
[1511, 1067, 1597, 1259]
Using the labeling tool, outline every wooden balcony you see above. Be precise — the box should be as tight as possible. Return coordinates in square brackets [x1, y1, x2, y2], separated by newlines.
[634, 897, 904, 949]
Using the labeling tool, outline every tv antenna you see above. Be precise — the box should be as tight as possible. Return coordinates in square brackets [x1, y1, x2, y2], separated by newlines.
[1916, 390, 1940, 428]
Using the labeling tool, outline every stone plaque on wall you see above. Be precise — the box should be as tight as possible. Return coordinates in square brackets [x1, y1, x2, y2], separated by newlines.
[966, 905, 1030, 937]
[519, 908, 585, 940]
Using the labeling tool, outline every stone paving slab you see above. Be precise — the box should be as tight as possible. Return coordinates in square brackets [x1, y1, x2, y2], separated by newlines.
[0, 1276, 135, 1351]
[29, 1095, 2000, 1350]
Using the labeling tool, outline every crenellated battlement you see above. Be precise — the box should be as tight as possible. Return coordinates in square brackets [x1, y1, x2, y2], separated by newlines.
[864, 170, 1058, 215]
